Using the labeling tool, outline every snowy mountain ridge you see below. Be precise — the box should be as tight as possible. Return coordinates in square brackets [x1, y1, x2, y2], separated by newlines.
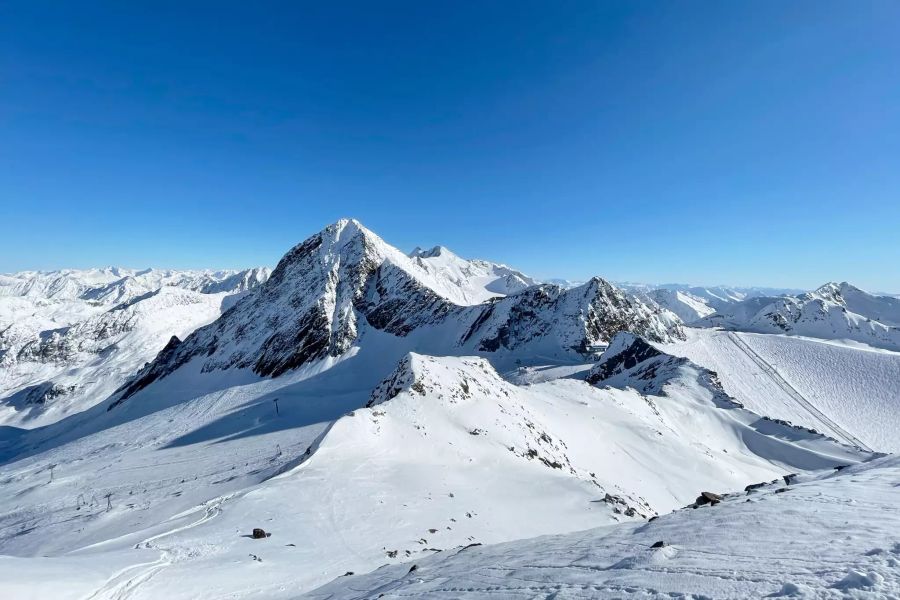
[698, 280, 900, 350]
[0, 266, 271, 305]
[0, 287, 231, 427]
[0, 267, 271, 427]
[111, 219, 683, 404]
[408, 245, 540, 303]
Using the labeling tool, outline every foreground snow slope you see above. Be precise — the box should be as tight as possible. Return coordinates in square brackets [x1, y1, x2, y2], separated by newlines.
[305, 454, 900, 599]
[664, 328, 900, 452]
[0, 335, 866, 599]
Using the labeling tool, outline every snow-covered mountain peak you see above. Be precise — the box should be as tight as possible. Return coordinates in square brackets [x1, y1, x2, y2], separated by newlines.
[110, 221, 683, 405]
[0, 266, 271, 305]
[368, 352, 497, 408]
[409, 245, 451, 259]
[407, 244, 540, 303]
[698, 280, 900, 349]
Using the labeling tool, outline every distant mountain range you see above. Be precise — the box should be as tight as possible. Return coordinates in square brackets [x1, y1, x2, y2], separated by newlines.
[4, 222, 899, 428]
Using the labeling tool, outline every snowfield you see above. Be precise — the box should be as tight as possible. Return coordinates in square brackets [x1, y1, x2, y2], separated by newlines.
[305, 454, 900, 599]
[665, 328, 900, 452]
[0, 286, 255, 428]
[0, 220, 896, 599]
[0, 338, 867, 599]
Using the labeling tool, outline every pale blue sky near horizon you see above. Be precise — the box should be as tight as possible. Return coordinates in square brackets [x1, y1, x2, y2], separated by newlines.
[1, 2, 898, 292]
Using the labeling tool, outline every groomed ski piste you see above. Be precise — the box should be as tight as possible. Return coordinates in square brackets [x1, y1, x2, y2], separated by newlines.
[664, 328, 900, 453]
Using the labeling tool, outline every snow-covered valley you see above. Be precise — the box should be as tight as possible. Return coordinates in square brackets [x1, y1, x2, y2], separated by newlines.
[1, 220, 897, 599]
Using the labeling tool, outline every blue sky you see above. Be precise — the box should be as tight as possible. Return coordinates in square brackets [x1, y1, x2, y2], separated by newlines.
[1, 1, 898, 291]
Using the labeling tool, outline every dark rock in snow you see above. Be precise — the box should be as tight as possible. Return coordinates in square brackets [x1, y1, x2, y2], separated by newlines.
[694, 491, 723, 506]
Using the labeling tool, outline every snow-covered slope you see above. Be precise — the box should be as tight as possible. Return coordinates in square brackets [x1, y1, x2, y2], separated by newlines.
[306, 454, 900, 599]
[663, 328, 900, 452]
[615, 283, 806, 325]
[408, 245, 539, 303]
[0, 287, 229, 427]
[644, 288, 716, 324]
[0, 267, 270, 427]
[0, 336, 866, 599]
[698, 281, 900, 350]
[111, 220, 682, 404]
[543, 278, 586, 289]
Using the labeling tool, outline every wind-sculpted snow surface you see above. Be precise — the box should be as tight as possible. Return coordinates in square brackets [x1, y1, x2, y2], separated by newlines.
[113, 220, 683, 403]
[305, 455, 900, 600]
[698, 281, 900, 350]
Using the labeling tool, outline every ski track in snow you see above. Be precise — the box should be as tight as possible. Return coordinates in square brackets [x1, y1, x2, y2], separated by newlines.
[725, 332, 873, 452]
[84, 494, 236, 600]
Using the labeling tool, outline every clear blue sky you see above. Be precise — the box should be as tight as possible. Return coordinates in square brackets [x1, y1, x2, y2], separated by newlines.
[2, 1, 898, 291]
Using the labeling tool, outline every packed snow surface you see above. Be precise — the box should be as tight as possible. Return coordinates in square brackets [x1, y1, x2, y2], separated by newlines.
[664, 328, 900, 452]
[306, 455, 900, 599]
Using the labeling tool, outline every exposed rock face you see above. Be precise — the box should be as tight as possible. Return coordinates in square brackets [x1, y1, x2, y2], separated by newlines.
[587, 331, 743, 406]
[6, 382, 77, 408]
[112, 220, 442, 398]
[586, 333, 670, 385]
[462, 278, 682, 354]
[112, 220, 684, 404]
